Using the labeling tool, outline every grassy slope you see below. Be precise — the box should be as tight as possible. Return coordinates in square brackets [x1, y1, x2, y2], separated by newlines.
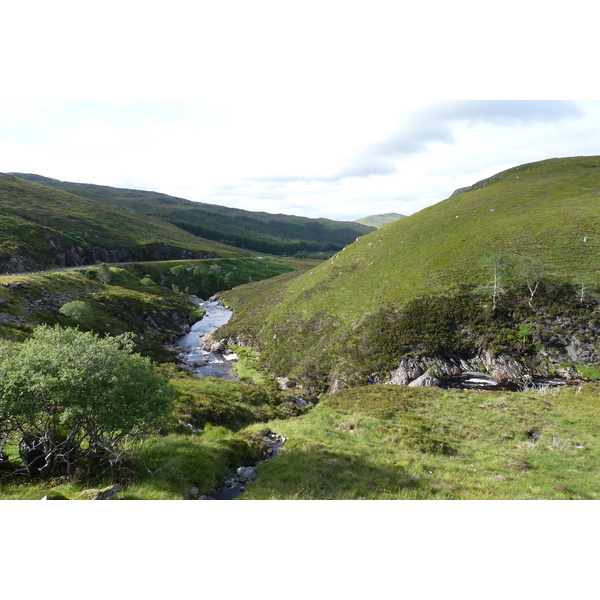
[220, 156, 600, 375]
[2, 157, 598, 501]
[4, 380, 596, 500]
[11, 173, 375, 255]
[240, 383, 600, 500]
[0, 255, 312, 357]
[0, 255, 319, 500]
[0, 173, 251, 268]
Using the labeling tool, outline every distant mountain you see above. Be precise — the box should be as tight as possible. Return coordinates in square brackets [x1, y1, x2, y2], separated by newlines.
[11, 174, 374, 257]
[220, 155, 600, 390]
[354, 213, 406, 228]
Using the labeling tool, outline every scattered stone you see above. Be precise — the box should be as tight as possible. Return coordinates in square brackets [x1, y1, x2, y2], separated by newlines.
[276, 376, 295, 390]
[189, 487, 200, 498]
[178, 419, 197, 432]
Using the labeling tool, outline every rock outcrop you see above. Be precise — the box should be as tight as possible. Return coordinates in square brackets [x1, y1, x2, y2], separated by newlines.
[389, 352, 531, 387]
[0, 241, 213, 275]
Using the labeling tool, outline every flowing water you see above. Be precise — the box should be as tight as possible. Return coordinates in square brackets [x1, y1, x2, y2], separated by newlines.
[175, 301, 238, 380]
[174, 299, 288, 500]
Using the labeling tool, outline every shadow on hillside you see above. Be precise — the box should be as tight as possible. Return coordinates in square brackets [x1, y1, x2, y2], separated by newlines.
[250, 445, 421, 499]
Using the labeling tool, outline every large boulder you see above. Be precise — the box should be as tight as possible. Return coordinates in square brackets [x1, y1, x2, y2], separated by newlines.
[408, 370, 441, 387]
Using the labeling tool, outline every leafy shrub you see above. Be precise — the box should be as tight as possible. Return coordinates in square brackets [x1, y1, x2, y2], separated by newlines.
[59, 300, 95, 327]
[0, 326, 174, 479]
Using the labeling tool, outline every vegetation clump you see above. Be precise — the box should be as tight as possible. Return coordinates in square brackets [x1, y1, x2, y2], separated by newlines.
[0, 326, 174, 480]
[59, 300, 95, 327]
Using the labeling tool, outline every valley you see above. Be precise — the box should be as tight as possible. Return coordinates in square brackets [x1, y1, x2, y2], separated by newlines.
[0, 157, 599, 500]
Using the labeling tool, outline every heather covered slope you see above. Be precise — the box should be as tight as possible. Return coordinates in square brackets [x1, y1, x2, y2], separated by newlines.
[11, 173, 375, 256]
[220, 156, 600, 389]
[0, 173, 250, 273]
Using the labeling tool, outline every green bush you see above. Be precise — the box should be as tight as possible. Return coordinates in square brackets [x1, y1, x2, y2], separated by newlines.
[59, 300, 95, 327]
[0, 326, 174, 479]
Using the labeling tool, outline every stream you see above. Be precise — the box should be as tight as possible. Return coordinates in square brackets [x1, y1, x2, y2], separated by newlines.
[174, 299, 286, 500]
[174, 301, 583, 499]
[175, 300, 239, 380]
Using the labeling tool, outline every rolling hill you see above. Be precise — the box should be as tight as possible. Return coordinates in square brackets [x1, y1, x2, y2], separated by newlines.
[0, 173, 253, 273]
[10, 173, 375, 257]
[354, 212, 405, 228]
[219, 156, 600, 390]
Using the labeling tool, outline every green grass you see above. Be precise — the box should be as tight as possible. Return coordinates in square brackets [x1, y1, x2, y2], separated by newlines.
[0, 256, 314, 359]
[0, 427, 262, 500]
[2, 370, 596, 500]
[159, 364, 295, 433]
[239, 383, 600, 500]
[120, 426, 265, 500]
[219, 156, 600, 388]
[0, 365, 287, 499]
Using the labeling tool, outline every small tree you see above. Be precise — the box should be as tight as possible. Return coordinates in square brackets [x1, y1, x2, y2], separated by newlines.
[59, 300, 95, 327]
[475, 251, 516, 310]
[96, 263, 112, 284]
[0, 326, 174, 479]
[169, 265, 186, 278]
[518, 257, 545, 309]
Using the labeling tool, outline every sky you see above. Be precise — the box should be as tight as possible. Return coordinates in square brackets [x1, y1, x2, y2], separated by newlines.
[2, 1, 599, 222]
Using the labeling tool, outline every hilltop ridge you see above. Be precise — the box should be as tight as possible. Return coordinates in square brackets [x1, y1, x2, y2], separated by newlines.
[0, 173, 249, 273]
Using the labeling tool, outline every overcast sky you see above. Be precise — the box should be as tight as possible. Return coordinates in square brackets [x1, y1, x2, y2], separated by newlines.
[1, 1, 598, 222]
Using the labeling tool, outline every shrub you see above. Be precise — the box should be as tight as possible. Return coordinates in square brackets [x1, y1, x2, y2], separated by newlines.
[96, 263, 112, 284]
[0, 326, 174, 479]
[59, 300, 95, 327]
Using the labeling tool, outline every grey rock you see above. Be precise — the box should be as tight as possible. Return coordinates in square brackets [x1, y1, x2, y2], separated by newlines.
[408, 370, 440, 387]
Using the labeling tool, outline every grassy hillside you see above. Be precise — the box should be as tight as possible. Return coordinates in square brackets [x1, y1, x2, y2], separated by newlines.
[355, 212, 405, 228]
[11, 173, 375, 256]
[0, 255, 309, 358]
[220, 156, 600, 388]
[239, 383, 600, 499]
[0, 173, 251, 272]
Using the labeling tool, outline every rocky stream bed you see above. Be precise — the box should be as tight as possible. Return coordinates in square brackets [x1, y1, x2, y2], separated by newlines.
[174, 297, 288, 500]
